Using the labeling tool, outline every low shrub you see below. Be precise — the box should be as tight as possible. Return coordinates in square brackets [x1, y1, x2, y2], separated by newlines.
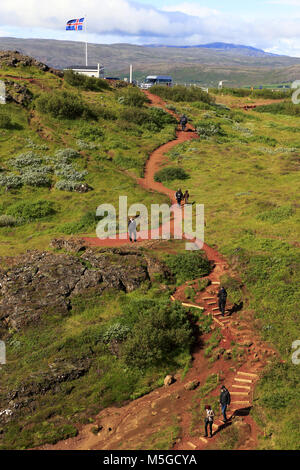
[6, 200, 56, 221]
[196, 121, 225, 138]
[0, 215, 19, 227]
[255, 102, 300, 116]
[36, 91, 95, 120]
[103, 323, 130, 344]
[0, 114, 13, 129]
[54, 148, 81, 163]
[154, 167, 189, 182]
[10, 152, 43, 169]
[0, 174, 23, 190]
[58, 211, 100, 233]
[164, 252, 211, 283]
[64, 69, 110, 91]
[151, 85, 215, 104]
[21, 171, 52, 187]
[122, 299, 193, 368]
[117, 87, 149, 107]
[76, 124, 104, 141]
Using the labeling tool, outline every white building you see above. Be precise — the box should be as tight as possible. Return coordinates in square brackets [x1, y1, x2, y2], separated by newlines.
[64, 64, 104, 78]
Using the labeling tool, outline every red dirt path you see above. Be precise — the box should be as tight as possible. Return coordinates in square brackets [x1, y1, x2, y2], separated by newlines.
[37, 90, 277, 451]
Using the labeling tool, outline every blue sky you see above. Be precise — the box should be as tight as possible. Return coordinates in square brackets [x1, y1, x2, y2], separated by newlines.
[0, 1, 300, 56]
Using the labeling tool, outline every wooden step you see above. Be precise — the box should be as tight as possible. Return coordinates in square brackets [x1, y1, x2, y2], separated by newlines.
[187, 441, 197, 449]
[199, 437, 208, 444]
[232, 384, 251, 390]
[181, 302, 203, 310]
[212, 307, 220, 311]
[230, 392, 249, 396]
[212, 281, 220, 285]
[207, 301, 216, 305]
[203, 297, 214, 300]
[234, 378, 252, 384]
[213, 317, 225, 328]
[237, 371, 258, 379]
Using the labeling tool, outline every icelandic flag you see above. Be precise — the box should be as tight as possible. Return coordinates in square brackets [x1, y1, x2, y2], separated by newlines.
[66, 18, 84, 31]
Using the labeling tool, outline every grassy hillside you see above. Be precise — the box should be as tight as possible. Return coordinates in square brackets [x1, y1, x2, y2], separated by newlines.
[1, 38, 300, 86]
[150, 86, 300, 449]
[0, 66, 178, 256]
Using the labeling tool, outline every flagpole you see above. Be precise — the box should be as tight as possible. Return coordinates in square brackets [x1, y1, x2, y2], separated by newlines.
[85, 14, 88, 66]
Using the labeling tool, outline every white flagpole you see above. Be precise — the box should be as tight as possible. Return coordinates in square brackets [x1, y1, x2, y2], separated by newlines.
[85, 14, 88, 66]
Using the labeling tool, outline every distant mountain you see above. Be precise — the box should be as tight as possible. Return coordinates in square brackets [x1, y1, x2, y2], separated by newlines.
[1, 37, 300, 87]
[144, 42, 279, 57]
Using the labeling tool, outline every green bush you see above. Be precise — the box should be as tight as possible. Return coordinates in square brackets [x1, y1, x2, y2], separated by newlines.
[64, 69, 110, 91]
[36, 91, 94, 120]
[165, 252, 211, 283]
[76, 124, 104, 141]
[196, 121, 225, 138]
[0, 174, 23, 190]
[150, 85, 215, 104]
[0, 114, 13, 129]
[117, 87, 149, 107]
[6, 200, 56, 221]
[54, 148, 81, 163]
[0, 215, 19, 227]
[154, 166, 189, 182]
[103, 323, 130, 344]
[255, 102, 300, 116]
[58, 211, 100, 234]
[119, 106, 176, 132]
[122, 299, 192, 368]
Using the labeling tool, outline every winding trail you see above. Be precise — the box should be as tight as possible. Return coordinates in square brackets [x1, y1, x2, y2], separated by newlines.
[38, 91, 277, 451]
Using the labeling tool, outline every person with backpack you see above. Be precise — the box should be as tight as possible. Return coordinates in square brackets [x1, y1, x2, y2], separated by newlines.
[183, 190, 190, 205]
[128, 217, 137, 242]
[204, 405, 214, 438]
[220, 385, 231, 423]
[175, 188, 183, 207]
[217, 286, 227, 317]
[179, 114, 188, 131]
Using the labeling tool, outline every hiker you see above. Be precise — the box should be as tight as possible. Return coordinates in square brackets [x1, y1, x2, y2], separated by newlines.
[204, 404, 214, 438]
[128, 217, 137, 242]
[220, 385, 231, 423]
[179, 114, 188, 131]
[217, 286, 227, 317]
[183, 189, 190, 205]
[175, 188, 183, 207]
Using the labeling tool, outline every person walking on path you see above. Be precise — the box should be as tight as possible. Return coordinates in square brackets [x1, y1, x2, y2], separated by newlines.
[175, 189, 183, 207]
[217, 286, 227, 317]
[183, 190, 190, 205]
[179, 114, 188, 131]
[204, 405, 214, 438]
[220, 385, 231, 423]
[128, 217, 137, 242]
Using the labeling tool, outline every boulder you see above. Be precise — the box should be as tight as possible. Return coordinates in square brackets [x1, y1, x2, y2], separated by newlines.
[164, 375, 175, 386]
[184, 380, 200, 391]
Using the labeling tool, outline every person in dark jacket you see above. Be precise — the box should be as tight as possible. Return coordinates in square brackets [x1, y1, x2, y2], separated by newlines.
[179, 114, 188, 131]
[128, 217, 137, 242]
[175, 189, 183, 207]
[217, 286, 227, 317]
[220, 385, 231, 422]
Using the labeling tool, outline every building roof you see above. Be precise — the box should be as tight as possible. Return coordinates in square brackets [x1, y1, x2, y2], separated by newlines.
[65, 65, 103, 70]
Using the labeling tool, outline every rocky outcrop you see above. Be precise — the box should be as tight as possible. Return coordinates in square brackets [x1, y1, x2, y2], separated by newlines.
[0, 248, 152, 332]
[4, 80, 33, 105]
[0, 50, 63, 76]
[0, 358, 91, 424]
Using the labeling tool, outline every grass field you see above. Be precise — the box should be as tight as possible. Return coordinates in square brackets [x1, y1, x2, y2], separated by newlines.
[152, 88, 300, 449]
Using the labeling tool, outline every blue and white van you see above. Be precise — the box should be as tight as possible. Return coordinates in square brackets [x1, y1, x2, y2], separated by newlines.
[140, 75, 172, 89]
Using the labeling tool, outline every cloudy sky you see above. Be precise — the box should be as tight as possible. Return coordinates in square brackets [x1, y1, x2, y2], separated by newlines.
[1, 0, 300, 56]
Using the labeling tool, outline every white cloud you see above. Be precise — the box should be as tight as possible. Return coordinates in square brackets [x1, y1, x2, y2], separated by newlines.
[0, 0, 299, 56]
